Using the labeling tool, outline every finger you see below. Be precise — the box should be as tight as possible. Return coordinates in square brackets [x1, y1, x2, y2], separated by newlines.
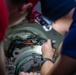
[42, 43, 46, 46]
[47, 39, 51, 43]
[21, 3, 33, 11]
[34, 72, 37, 75]
[19, 72, 26, 75]
[30, 72, 34, 75]
[47, 39, 53, 46]
[44, 39, 51, 44]
[24, 73, 30, 75]
[19, 3, 32, 14]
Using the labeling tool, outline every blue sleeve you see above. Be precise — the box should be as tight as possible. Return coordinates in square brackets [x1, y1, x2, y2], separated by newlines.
[61, 8, 76, 58]
[61, 26, 76, 58]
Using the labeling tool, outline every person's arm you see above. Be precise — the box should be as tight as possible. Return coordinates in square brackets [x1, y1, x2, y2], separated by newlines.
[19, 39, 76, 75]
[41, 39, 54, 75]
[41, 54, 76, 75]
[0, 0, 8, 74]
[0, 41, 7, 75]
[41, 39, 76, 75]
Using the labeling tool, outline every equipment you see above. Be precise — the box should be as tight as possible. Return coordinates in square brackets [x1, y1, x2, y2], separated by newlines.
[4, 22, 63, 75]
[32, 9, 53, 31]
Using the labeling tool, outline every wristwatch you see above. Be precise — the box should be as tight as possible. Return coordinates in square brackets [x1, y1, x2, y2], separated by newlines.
[42, 58, 54, 66]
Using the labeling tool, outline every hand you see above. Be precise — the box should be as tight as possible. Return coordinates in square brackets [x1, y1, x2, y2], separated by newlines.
[42, 39, 54, 60]
[19, 3, 33, 14]
[9, 3, 32, 26]
[19, 72, 37, 75]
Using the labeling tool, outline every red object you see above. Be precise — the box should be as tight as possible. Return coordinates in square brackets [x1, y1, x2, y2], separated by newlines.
[0, 0, 8, 41]
[27, 0, 38, 22]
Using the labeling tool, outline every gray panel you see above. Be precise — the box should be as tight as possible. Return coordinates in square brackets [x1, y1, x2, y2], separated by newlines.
[5, 23, 63, 49]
